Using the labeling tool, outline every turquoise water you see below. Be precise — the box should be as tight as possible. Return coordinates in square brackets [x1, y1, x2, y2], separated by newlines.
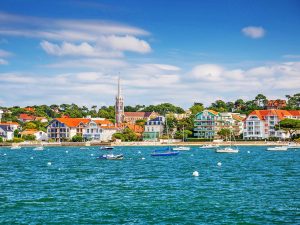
[0, 146, 299, 224]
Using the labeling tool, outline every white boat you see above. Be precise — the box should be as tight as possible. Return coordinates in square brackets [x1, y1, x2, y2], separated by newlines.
[33, 146, 44, 151]
[172, 125, 190, 151]
[267, 146, 288, 151]
[10, 145, 21, 150]
[199, 144, 219, 149]
[286, 143, 300, 149]
[216, 147, 239, 153]
[172, 146, 190, 151]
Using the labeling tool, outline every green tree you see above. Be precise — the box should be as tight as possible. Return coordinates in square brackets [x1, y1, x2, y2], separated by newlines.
[209, 100, 227, 112]
[217, 128, 231, 140]
[24, 122, 37, 130]
[254, 94, 268, 108]
[72, 135, 83, 142]
[23, 134, 36, 141]
[112, 132, 125, 141]
[135, 119, 146, 127]
[286, 93, 300, 109]
[123, 128, 138, 141]
[0, 137, 3, 142]
[189, 103, 204, 115]
[276, 119, 300, 139]
[14, 129, 21, 138]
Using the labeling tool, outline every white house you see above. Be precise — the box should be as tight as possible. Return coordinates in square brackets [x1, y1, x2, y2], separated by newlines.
[143, 116, 165, 141]
[21, 129, 48, 141]
[243, 110, 300, 140]
[0, 125, 14, 141]
[82, 119, 117, 142]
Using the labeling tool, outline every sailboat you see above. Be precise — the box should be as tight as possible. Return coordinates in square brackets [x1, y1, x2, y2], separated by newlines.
[151, 116, 179, 156]
[216, 129, 239, 153]
[173, 126, 190, 151]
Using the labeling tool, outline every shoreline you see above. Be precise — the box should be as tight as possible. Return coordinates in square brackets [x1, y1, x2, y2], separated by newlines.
[0, 141, 297, 147]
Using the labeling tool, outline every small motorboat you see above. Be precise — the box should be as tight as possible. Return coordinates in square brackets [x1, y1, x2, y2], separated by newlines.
[267, 146, 288, 151]
[151, 147, 179, 156]
[286, 143, 300, 149]
[216, 147, 239, 153]
[199, 144, 219, 149]
[172, 146, 190, 151]
[100, 146, 114, 150]
[33, 146, 44, 151]
[10, 146, 21, 150]
[98, 154, 124, 160]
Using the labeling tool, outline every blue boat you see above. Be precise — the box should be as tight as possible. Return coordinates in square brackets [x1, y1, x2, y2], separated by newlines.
[151, 147, 179, 157]
[99, 146, 114, 150]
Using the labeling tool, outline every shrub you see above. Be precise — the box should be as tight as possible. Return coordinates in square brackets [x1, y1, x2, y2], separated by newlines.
[72, 135, 83, 142]
[0, 137, 3, 143]
[12, 137, 24, 143]
[23, 134, 36, 141]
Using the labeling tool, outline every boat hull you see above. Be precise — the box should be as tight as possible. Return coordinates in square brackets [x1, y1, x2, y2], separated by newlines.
[172, 147, 190, 151]
[151, 151, 179, 156]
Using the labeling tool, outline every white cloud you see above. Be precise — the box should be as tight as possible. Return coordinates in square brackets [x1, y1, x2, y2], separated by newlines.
[40, 40, 123, 57]
[99, 35, 151, 53]
[242, 26, 265, 39]
[189, 64, 224, 81]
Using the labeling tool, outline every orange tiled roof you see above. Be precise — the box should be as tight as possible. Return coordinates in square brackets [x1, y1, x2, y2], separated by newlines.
[124, 112, 156, 118]
[93, 119, 115, 127]
[56, 118, 90, 127]
[207, 110, 219, 115]
[267, 100, 287, 107]
[21, 129, 39, 135]
[232, 114, 244, 121]
[0, 122, 19, 126]
[35, 117, 48, 121]
[249, 110, 300, 120]
[19, 113, 35, 120]
[24, 107, 35, 112]
[126, 124, 144, 133]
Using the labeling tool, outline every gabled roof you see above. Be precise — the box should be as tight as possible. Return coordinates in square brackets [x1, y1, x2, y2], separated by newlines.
[207, 110, 219, 115]
[93, 119, 115, 127]
[126, 124, 144, 133]
[232, 114, 244, 121]
[21, 129, 40, 135]
[0, 125, 13, 132]
[55, 118, 90, 127]
[248, 110, 300, 120]
[0, 122, 19, 126]
[124, 112, 156, 118]
[19, 113, 35, 120]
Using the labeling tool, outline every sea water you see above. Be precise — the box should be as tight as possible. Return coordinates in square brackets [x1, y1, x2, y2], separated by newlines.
[0, 146, 299, 224]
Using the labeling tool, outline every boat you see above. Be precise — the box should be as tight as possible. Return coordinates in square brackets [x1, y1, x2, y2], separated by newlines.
[98, 154, 124, 160]
[286, 142, 300, 149]
[216, 147, 239, 153]
[172, 125, 190, 151]
[151, 116, 179, 156]
[10, 145, 21, 150]
[215, 129, 239, 153]
[172, 146, 190, 151]
[33, 146, 44, 151]
[267, 146, 288, 151]
[199, 144, 219, 149]
[100, 146, 114, 150]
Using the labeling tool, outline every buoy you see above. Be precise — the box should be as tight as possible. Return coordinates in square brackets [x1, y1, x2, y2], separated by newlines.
[91, 154, 94, 156]
[47, 162, 52, 166]
[247, 151, 250, 153]
[217, 162, 222, 167]
[142, 157, 145, 160]
[3, 153, 7, 156]
[65, 150, 68, 153]
[138, 151, 141, 154]
[193, 171, 199, 177]
[58, 168, 61, 171]
[30, 157, 34, 159]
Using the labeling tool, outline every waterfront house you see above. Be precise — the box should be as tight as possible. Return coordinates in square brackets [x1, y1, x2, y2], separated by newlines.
[243, 109, 300, 140]
[126, 124, 144, 139]
[194, 110, 245, 139]
[82, 118, 117, 142]
[266, 100, 287, 109]
[47, 118, 90, 142]
[21, 129, 48, 141]
[143, 116, 165, 141]
[0, 124, 14, 141]
[124, 111, 159, 125]
[18, 113, 36, 122]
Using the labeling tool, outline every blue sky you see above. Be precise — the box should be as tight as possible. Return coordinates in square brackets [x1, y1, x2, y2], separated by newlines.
[0, 0, 300, 108]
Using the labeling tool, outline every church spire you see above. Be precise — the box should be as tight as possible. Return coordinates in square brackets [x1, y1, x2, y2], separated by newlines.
[115, 76, 124, 126]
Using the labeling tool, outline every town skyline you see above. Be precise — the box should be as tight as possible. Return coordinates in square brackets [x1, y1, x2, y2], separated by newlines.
[0, 0, 300, 108]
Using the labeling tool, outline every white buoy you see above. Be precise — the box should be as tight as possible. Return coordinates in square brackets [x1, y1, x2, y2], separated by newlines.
[217, 162, 222, 167]
[247, 151, 250, 153]
[141, 157, 145, 160]
[58, 168, 61, 171]
[3, 153, 7, 156]
[30, 157, 34, 159]
[47, 162, 52, 166]
[138, 151, 141, 154]
[91, 154, 94, 156]
[192, 171, 199, 177]
[65, 150, 68, 153]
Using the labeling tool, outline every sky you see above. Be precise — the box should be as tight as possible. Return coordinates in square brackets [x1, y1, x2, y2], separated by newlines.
[0, 0, 300, 109]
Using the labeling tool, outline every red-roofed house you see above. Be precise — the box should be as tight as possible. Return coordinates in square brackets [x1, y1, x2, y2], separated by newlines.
[19, 114, 36, 122]
[82, 119, 117, 141]
[243, 109, 300, 139]
[126, 124, 144, 138]
[124, 112, 159, 125]
[266, 100, 287, 109]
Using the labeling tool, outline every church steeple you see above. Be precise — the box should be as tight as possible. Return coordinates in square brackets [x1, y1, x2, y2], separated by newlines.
[115, 77, 124, 126]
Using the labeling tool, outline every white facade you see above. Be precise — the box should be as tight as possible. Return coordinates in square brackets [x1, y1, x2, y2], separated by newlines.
[0, 110, 3, 122]
[34, 131, 48, 141]
[243, 115, 267, 139]
[82, 121, 117, 142]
